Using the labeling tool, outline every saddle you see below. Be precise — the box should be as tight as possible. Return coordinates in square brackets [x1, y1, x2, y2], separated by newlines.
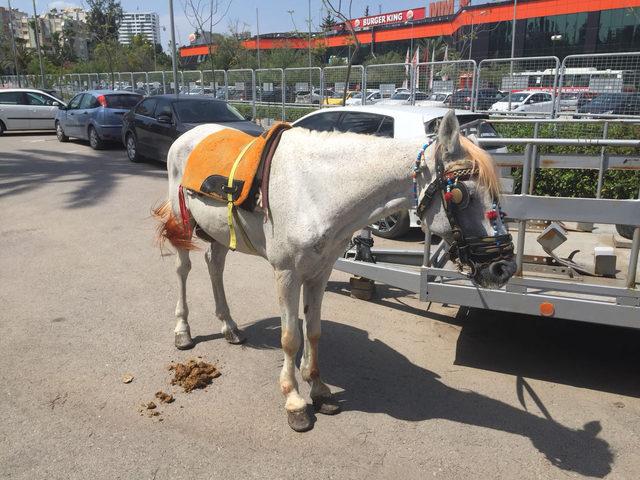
[180, 122, 291, 251]
[181, 122, 291, 209]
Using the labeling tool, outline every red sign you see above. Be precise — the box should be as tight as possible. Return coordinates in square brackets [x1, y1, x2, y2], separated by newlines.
[429, 0, 469, 18]
[348, 7, 426, 30]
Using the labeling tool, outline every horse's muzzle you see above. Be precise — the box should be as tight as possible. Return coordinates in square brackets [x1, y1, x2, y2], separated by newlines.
[474, 259, 518, 288]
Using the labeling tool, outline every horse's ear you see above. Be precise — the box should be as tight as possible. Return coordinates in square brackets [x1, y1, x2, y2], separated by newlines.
[438, 110, 463, 160]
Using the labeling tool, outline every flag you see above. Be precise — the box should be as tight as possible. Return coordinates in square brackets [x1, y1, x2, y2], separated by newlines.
[402, 47, 410, 90]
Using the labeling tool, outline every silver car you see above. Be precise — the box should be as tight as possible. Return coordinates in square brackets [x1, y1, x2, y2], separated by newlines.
[0, 88, 65, 134]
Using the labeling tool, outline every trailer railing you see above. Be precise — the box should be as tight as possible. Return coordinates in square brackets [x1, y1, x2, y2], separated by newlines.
[335, 133, 640, 328]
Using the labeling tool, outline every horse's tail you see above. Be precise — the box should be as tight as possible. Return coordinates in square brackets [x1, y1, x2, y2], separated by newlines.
[152, 200, 198, 251]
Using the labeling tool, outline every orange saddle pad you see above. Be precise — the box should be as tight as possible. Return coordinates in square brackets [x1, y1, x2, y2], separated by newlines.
[181, 122, 291, 207]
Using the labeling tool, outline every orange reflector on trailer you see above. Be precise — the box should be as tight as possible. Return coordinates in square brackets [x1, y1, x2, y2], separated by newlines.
[540, 302, 555, 317]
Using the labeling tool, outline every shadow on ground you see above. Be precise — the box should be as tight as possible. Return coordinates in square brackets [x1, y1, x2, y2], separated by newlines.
[242, 316, 614, 478]
[0, 146, 166, 208]
[327, 280, 640, 398]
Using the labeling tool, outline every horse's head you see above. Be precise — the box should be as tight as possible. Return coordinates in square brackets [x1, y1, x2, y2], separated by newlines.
[414, 110, 516, 288]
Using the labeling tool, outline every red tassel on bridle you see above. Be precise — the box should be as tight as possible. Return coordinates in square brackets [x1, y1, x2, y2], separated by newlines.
[178, 185, 192, 237]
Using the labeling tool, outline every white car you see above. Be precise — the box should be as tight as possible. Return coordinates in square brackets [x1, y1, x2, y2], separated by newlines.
[295, 89, 334, 105]
[415, 92, 451, 108]
[292, 104, 506, 238]
[345, 89, 383, 106]
[489, 90, 554, 113]
[378, 91, 430, 105]
[0, 88, 66, 133]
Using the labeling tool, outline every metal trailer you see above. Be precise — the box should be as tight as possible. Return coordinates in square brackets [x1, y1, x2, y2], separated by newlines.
[334, 127, 640, 329]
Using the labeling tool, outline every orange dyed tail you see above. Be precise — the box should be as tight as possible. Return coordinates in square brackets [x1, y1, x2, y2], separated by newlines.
[152, 201, 198, 251]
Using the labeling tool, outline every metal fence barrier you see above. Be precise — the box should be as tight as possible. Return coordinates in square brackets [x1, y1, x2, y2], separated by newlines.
[2, 52, 639, 121]
[476, 56, 560, 115]
[323, 65, 364, 107]
[558, 52, 640, 118]
[414, 60, 477, 110]
[364, 62, 412, 104]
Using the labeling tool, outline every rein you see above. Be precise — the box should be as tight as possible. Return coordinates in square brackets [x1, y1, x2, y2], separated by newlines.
[414, 140, 514, 274]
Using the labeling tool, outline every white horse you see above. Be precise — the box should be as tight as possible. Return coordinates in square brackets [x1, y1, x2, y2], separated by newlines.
[154, 111, 516, 432]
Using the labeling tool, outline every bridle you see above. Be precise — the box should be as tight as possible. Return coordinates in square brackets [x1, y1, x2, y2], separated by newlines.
[414, 139, 514, 274]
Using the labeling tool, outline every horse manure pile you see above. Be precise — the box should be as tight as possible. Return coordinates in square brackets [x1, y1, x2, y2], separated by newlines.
[155, 391, 174, 404]
[136, 358, 220, 421]
[169, 359, 221, 393]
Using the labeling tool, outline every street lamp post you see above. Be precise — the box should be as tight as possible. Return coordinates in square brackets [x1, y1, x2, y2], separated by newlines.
[508, 0, 518, 112]
[168, 0, 179, 97]
[31, 0, 46, 88]
[7, 0, 21, 86]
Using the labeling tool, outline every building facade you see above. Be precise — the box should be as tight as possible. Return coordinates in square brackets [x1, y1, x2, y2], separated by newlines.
[179, 0, 640, 62]
[118, 12, 160, 46]
[0, 6, 30, 46]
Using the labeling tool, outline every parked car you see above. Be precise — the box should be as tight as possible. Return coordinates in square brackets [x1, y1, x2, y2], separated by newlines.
[0, 88, 65, 133]
[378, 91, 429, 105]
[557, 91, 598, 113]
[345, 89, 383, 106]
[450, 88, 504, 110]
[121, 95, 263, 163]
[292, 104, 506, 238]
[415, 92, 451, 108]
[577, 92, 640, 116]
[295, 89, 335, 105]
[489, 90, 555, 113]
[55, 90, 142, 149]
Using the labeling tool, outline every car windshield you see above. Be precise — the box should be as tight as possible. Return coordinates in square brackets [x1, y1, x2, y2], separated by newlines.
[173, 99, 245, 122]
[390, 92, 410, 100]
[106, 94, 143, 108]
[499, 92, 529, 102]
[429, 93, 448, 101]
[350, 92, 362, 99]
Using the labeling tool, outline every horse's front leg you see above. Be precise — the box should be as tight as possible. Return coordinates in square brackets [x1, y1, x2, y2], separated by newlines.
[204, 241, 245, 344]
[174, 248, 194, 350]
[274, 269, 311, 432]
[301, 269, 340, 415]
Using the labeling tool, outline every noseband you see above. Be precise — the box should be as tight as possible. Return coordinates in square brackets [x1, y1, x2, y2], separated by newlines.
[414, 140, 514, 274]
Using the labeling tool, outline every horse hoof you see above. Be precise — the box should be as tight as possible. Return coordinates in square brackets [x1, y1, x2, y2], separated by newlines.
[287, 407, 313, 432]
[313, 396, 341, 415]
[224, 328, 246, 345]
[175, 331, 195, 350]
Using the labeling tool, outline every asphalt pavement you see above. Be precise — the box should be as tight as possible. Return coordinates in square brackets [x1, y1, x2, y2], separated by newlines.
[1, 131, 639, 479]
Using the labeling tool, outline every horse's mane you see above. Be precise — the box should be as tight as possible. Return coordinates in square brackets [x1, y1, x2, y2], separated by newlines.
[459, 136, 501, 199]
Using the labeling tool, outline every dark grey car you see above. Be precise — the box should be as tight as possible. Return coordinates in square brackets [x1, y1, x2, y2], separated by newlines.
[121, 95, 263, 163]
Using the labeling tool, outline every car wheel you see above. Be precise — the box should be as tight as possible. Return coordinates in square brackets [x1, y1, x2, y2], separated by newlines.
[371, 210, 411, 239]
[616, 224, 636, 240]
[88, 126, 104, 150]
[0, 120, 5, 135]
[55, 121, 69, 142]
[125, 132, 141, 163]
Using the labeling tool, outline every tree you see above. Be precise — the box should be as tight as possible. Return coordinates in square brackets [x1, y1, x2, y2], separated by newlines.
[86, 0, 123, 88]
[322, 0, 361, 105]
[320, 13, 337, 31]
[181, 0, 233, 74]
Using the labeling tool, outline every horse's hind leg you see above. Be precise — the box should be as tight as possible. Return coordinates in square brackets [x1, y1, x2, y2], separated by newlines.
[204, 241, 246, 344]
[174, 248, 194, 350]
[274, 269, 311, 432]
[301, 269, 340, 415]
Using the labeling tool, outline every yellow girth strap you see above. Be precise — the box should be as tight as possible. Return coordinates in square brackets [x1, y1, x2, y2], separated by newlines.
[227, 138, 257, 250]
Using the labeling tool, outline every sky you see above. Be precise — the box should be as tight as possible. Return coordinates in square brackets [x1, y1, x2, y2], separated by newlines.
[7, 0, 433, 48]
